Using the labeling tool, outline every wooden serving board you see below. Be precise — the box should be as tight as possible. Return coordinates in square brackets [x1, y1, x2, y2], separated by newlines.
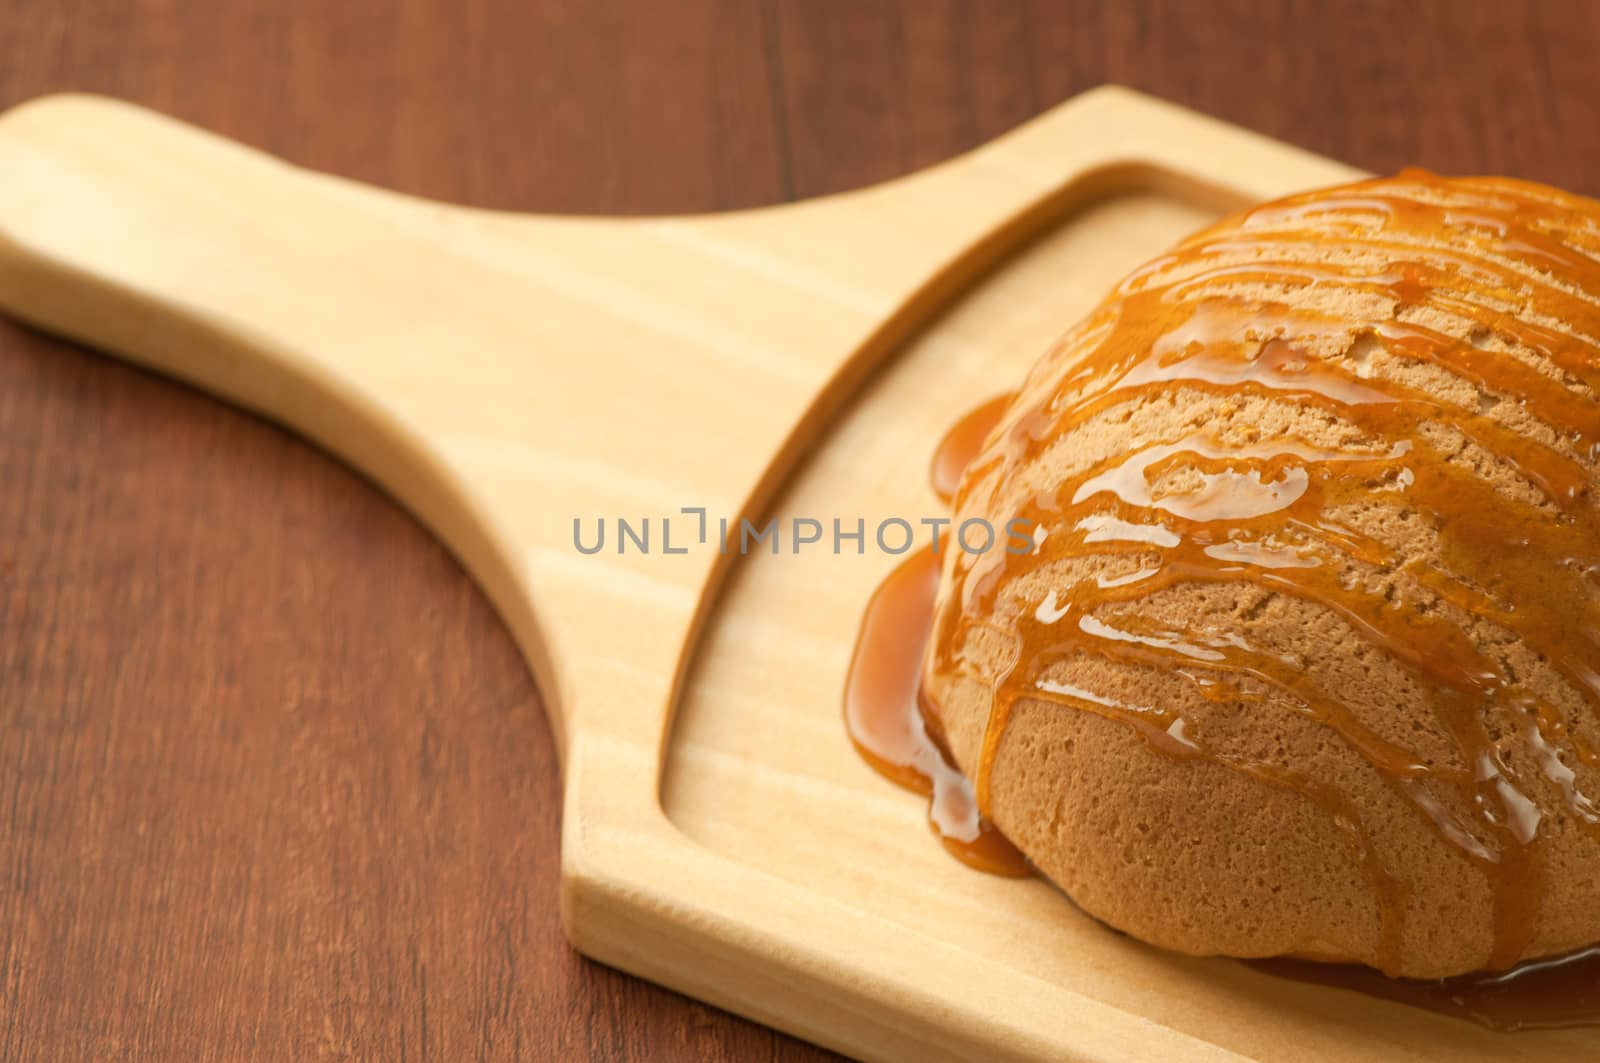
[0, 86, 1590, 1061]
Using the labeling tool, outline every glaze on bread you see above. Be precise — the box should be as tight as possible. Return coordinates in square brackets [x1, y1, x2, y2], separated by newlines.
[922, 172, 1600, 979]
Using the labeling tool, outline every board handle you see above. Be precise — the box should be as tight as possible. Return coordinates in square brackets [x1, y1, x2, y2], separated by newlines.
[0, 93, 594, 746]
[0, 94, 472, 408]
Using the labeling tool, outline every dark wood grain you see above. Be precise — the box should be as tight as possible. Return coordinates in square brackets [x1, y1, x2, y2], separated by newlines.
[4, 2, 1600, 1059]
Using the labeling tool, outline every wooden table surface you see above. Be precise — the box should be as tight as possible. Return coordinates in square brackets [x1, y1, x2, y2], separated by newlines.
[4, 2, 1600, 1059]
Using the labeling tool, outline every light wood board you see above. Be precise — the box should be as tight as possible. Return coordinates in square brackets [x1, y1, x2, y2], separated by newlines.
[0, 86, 1589, 1061]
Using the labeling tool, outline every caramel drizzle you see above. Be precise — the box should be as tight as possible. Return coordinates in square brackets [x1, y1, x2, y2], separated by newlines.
[926, 172, 1600, 975]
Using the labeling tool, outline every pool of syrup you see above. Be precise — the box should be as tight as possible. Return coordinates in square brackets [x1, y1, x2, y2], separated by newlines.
[1253, 948, 1600, 1032]
[844, 397, 1027, 876]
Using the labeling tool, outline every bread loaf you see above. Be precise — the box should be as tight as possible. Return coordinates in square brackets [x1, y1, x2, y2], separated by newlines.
[923, 172, 1600, 978]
